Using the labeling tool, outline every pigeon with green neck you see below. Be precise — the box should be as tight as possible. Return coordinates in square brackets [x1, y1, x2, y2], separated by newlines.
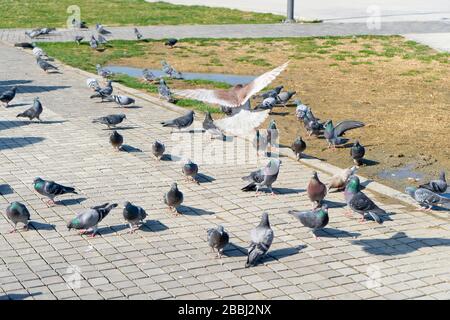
[33, 177, 77, 206]
[289, 204, 329, 240]
[6, 202, 31, 233]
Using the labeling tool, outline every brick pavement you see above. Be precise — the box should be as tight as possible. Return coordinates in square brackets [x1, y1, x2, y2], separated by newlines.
[0, 42, 449, 300]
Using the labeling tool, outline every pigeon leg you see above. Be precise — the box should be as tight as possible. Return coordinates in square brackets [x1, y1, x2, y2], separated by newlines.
[312, 231, 320, 240]
[358, 217, 366, 223]
[269, 187, 276, 196]
[23, 223, 29, 231]
[90, 226, 98, 237]
[46, 198, 56, 206]
[9, 225, 17, 233]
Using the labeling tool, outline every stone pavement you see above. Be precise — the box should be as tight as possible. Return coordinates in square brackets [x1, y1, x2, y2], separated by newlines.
[1, 42, 450, 300]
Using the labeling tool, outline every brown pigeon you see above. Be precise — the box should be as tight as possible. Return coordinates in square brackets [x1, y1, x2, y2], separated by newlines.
[307, 171, 327, 208]
[328, 166, 357, 192]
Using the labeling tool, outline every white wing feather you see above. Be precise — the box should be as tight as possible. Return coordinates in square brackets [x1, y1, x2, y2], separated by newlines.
[172, 88, 234, 107]
[215, 109, 270, 136]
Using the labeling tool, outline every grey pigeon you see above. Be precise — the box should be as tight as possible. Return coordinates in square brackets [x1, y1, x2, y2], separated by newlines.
[344, 176, 384, 223]
[0, 86, 17, 107]
[405, 187, 450, 210]
[165, 38, 178, 48]
[96, 23, 111, 35]
[291, 136, 306, 160]
[267, 119, 278, 148]
[163, 182, 184, 215]
[160, 110, 194, 132]
[289, 204, 329, 239]
[202, 112, 224, 139]
[242, 158, 281, 195]
[90, 35, 99, 49]
[16, 97, 43, 122]
[92, 114, 126, 128]
[90, 80, 113, 101]
[207, 225, 229, 258]
[134, 28, 143, 40]
[6, 202, 31, 233]
[419, 171, 447, 194]
[351, 140, 365, 165]
[142, 68, 157, 83]
[152, 140, 165, 160]
[182, 159, 199, 183]
[161, 60, 183, 79]
[254, 96, 276, 112]
[75, 35, 84, 44]
[96, 64, 112, 78]
[39, 28, 55, 35]
[253, 129, 268, 156]
[307, 171, 327, 208]
[246, 212, 274, 268]
[71, 18, 88, 29]
[109, 95, 135, 107]
[158, 78, 175, 103]
[276, 91, 296, 106]
[25, 29, 43, 38]
[109, 130, 123, 151]
[97, 34, 108, 45]
[36, 57, 58, 73]
[67, 203, 117, 237]
[122, 201, 147, 233]
[33, 177, 77, 205]
[301, 107, 324, 137]
[256, 85, 283, 100]
[324, 120, 365, 148]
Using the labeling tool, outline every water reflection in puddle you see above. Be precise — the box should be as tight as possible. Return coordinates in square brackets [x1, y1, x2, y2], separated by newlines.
[378, 164, 424, 182]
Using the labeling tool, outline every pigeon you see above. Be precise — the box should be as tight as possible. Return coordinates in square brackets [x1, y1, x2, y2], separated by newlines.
[160, 110, 194, 132]
[418, 171, 447, 194]
[6, 202, 31, 233]
[109, 130, 123, 151]
[96, 23, 111, 35]
[242, 158, 281, 195]
[246, 212, 273, 268]
[90, 80, 113, 101]
[323, 120, 365, 148]
[295, 99, 308, 119]
[295, 103, 324, 137]
[158, 78, 175, 102]
[165, 38, 178, 48]
[267, 119, 278, 148]
[207, 225, 229, 258]
[253, 129, 268, 156]
[32, 46, 48, 58]
[254, 96, 277, 112]
[36, 57, 58, 73]
[109, 95, 135, 107]
[25, 29, 43, 38]
[39, 28, 55, 35]
[134, 28, 143, 40]
[328, 166, 357, 192]
[152, 140, 165, 160]
[288, 204, 329, 240]
[92, 114, 126, 128]
[173, 62, 289, 108]
[122, 201, 147, 233]
[164, 182, 184, 215]
[291, 136, 306, 160]
[0, 86, 17, 107]
[256, 85, 284, 100]
[90, 35, 99, 50]
[96, 64, 112, 78]
[33, 177, 77, 205]
[97, 34, 108, 45]
[214, 108, 270, 137]
[182, 159, 199, 183]
[161, 60, 183, 79]
[351, 140, 365, 165]
[16, 97, 43, 122]
[75, 35, 84, 44]
[344, 176, 384, 223]
[86, 78, 100, 91]
[276, 91, 296, 106]
[307, 171, 327, 208]
[405, 187, 450, 211]
[67, 203, 117, 237]
[71, 18, 88, 29]
[142, 68, 157, 83]
[202, 112, 225, 139]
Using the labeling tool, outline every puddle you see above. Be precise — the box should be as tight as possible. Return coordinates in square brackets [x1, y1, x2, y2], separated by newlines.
[378, 164, 424, 182]
[105, 65, 256, 86]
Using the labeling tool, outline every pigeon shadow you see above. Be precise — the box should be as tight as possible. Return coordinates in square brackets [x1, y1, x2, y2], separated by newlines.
[222, 242, 248, 257]
[15, 85, 70, 93]
[323, 199, 347, 208]
[178, 205, 215, 216]
[196, 173, 216, 184]
[273, 187, 305, 195]
[38, 120, 68, 125]
[161, 154, 180, 161]
[0, 292, 42, 300]
[29, 221, 56, 231]
[360, 179, 374, 189]
[269, 111, 290, 116]
[0, 120, 31, 131]
[335, 141, 352, 149]
[0, 137, 45, 150]
[266, 245, 307, 262]
[0, 184, 14, 195]
[121, 145, 142, 153]
[143, 220, 169, 232]
[119, 105, 143, 109]
[0, 80, 33, 86]
[317, 228, 361, 238]
[352, 231, 450, 256]
[103, 126, 138, 131]
[57, 197, 87, 206]
[5, 103, 30, 108]
[97, 224, 129, 235]
[360, 159, 379, 166]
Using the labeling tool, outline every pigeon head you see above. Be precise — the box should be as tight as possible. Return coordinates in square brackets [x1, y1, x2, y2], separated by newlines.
[318, 204, 328, 216]
[260, 212, 270, 227]
[33, 177, 43, 185]
[324, 120, 333, 130]
[311, 171, 318, 179]
[205, 112, 213, 121]
[123, 201, 132, 209]
[119, 114, 127, 120]
[217, 225, 225, 233]
[439, 171, 446, 181]
[170, 182, 178, 190]
[354, 140, 361, 146]
[268, 119, 277, 130]
[345, 176, 360, 193]
[405, 187, 417, 197]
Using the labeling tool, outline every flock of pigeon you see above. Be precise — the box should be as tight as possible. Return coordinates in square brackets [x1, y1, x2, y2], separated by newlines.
[2, 23, 449, 268]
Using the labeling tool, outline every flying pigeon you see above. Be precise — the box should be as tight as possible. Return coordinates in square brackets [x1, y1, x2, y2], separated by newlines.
[242, 158, 281, 195]
[405, 187, 450, 211]
[288, 204, 329, 240]
[324, 120, 365, 148]
[246, 212, 274, 268]
[109, 95, 135, 107]
[86, 78, 100, 91]
[158, 78, 175, 103]
[207, 225, 229, 258]
[36, 57, 58, 73]
[67, 203, 117, 237]
[134, 28, 143, 40]
[173, 62, 289, 108]
[344, 176, 384, 223]
[161, 60, 183, 79]
[152, 140, 165, 160]
[96, 23, 111, 35]
[90, 80, 113, 101]
[92, 114, 126, 128]
[351, 140, 365, 166]
[165, 38, 178, 48]
[276, 91, 296, 106]
[109, 130, 123, 151]
[16, 97, 43, 122]
[202, 112, 225, 140]
[96, 64, 112, 78]
[142, 68, 157, 83]
[256, 85, 284, 100]
[307, 171, 327, 208]
[160, 110, 194, 132]
[182, 159, 199, 183]
[214, 109, 270, 137]
[163, 182, 184, 215]
[75, 35, 84, 44]
[122, 201, 147, 233]
[33, 177, 77, 206]
[418, 171, 447, 194]
[0, 86, 17, 107]
[291, 136, 306, 160]
[328, 166, 357, 192]
[6, 202, 31, 233]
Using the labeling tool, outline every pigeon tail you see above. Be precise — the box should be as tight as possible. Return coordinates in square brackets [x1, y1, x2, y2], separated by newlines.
[241, 183, 257, 192]
[245, 243, 267, 268]
[367, 210, 383, 224]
